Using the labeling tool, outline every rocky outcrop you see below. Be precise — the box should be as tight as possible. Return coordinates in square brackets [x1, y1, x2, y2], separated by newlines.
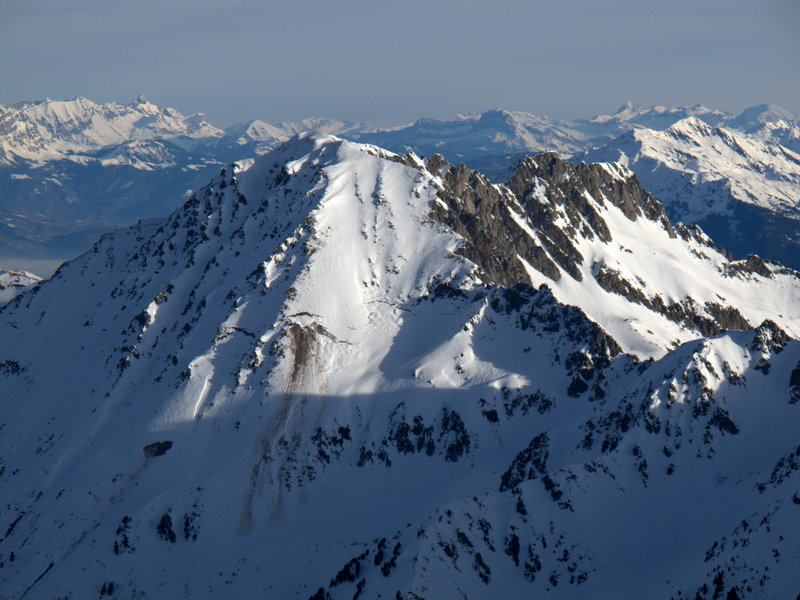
[409, 152, 682, 290]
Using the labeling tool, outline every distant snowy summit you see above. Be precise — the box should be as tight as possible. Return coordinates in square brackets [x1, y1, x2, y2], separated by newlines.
[0, 95, 224, 167]
[585, 116, 800, 220]
[0, 96, 363, 169]
[0, 268, 40, 304]
[581, 116, 800, 267]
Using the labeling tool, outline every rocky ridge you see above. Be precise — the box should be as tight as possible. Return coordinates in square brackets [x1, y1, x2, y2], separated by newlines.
[405, 150, 800, 357]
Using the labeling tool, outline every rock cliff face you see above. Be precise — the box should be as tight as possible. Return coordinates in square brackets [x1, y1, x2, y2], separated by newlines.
[404, 151, 800, 358]
[1, 135, 799, 599]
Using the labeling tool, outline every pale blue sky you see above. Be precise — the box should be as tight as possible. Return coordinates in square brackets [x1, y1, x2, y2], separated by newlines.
[1, 0, 798, 127]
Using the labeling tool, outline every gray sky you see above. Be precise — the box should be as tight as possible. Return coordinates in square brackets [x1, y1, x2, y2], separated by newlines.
[1, 0, 798, 127]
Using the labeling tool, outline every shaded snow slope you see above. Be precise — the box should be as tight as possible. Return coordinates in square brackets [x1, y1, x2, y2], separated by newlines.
[1, 135, 799, 599]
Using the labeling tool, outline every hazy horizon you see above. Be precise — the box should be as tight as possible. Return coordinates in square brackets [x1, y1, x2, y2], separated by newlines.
[2, 0, 799, 128]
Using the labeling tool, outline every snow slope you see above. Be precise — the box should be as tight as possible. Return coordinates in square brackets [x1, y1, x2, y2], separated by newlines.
[1, 135, 799, 599]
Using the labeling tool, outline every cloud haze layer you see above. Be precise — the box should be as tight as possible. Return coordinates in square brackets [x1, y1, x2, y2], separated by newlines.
[2, 0, 798, 126]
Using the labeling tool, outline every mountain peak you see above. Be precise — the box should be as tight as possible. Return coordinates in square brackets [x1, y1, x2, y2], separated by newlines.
[618, 100, 635, 112]
[665, 115, 714, 136]
[729, 103, 799, 130]
[131, 93, 153, 107]
[477, 108, 517, 127]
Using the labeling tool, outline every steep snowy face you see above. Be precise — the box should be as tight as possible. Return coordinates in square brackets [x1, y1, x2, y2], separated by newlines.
[0, 96, 224, 166]
[415, 151, 800, 358]
[0, 134, 489, 407]
[2, 134, 800, 600]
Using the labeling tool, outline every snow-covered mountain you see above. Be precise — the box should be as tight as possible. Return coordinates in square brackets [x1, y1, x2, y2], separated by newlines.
[0, 95, 224, 167]
[3, 96, 800, 272]
[422, 150, 800, 356]
[2, 134, 799, 598]
[356, 109, 589, 163]
[0, 96, 364, 170]
[576, 101, 731, 137]
[582, 117, 800, 268]
[0, 268, 40, 304]
[727, 103, 800, 131]
[724, 104, 800, 155]
[0, 97, 367, 262]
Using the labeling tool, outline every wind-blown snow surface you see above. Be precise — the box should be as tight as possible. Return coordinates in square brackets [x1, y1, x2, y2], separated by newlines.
[1, 135, 799, 599]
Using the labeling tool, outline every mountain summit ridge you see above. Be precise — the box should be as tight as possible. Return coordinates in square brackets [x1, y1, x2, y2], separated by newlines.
[4, 95, 800, 268]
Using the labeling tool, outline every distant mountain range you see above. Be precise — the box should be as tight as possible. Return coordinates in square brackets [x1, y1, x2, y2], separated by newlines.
[1, 97, 799, 270]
